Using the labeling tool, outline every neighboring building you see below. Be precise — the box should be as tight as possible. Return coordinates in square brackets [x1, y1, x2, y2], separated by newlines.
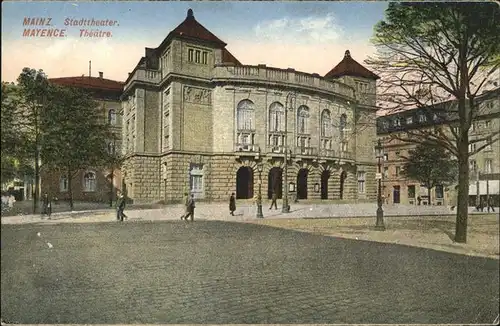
[376, 88, 500, 206]
[121, 9, 380, 204]
[41, 73, 124, 202]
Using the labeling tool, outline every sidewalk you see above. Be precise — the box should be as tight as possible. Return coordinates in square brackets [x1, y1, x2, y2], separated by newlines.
[2, 203, 498, 260]
[1, 202, 497, 225]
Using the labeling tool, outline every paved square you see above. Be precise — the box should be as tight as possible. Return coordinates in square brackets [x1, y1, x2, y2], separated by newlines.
[1, 220, 498, 324]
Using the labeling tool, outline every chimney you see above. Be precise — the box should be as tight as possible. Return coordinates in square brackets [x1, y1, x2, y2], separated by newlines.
[99, 71, 103, 78]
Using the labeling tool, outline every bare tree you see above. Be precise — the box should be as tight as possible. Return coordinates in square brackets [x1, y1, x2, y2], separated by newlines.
[366, 2, 500, 243]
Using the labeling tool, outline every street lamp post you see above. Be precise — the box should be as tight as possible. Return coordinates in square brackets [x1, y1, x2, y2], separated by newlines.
[256, 163, 264, 218]
[282, 92, 296, 214]
[109, 137, 117, 208]
[375, 139, 386, 231]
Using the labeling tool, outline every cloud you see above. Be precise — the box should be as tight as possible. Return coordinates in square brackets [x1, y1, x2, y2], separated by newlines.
[1, 37, 146, 82]
[254, 14, 343, 44]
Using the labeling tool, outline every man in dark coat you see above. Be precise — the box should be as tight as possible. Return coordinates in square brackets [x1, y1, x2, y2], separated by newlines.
[41, 193, 51, 219]
[269, 192, 278, 210]
[229, 193, 236, 216]
[184, 194, 196, 221]
[116, 193, 127, 221]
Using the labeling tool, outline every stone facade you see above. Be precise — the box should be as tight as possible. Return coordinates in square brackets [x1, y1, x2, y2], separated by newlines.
[377, 88, 500, 206]
[41, 76, 124, 203]
[120, 10, 379, 204]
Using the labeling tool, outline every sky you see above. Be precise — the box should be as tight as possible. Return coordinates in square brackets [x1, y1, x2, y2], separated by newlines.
[1, 1, 389, 83]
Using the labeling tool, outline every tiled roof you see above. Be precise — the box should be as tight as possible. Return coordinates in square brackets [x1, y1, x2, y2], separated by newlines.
[49, 76, 124, 91]
[222, 48, 242, 65]
[169, 9, 226, 47]
[325, 50, 379, 80]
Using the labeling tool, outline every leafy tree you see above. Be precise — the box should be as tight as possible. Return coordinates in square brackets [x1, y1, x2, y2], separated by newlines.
[367, 2, 500, 242]
[401, 142, 458, 204]
[41, 84, 117, 210]
[11, 68, 51, 212]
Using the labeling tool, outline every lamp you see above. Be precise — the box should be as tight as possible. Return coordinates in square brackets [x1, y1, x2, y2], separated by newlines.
[374, 139, 386, 231]
[256, 163, 264, 218]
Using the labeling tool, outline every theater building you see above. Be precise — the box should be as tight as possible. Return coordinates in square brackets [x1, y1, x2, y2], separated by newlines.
[121, 9, 380, 204]
[41, 73, 124, 202]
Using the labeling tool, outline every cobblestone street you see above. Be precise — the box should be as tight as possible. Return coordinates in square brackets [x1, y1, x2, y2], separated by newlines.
[1, 220, 498, 324]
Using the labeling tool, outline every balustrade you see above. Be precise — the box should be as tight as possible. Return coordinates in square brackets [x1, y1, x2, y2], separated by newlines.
[295, 147, 317, 156]
[213, 65, 354, 99]
[234, 143, 259, 152]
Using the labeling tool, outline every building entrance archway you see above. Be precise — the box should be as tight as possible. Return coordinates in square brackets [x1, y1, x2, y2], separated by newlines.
[297, 169, 308, 200]
[339, 171, 347, 200]
[236, 167, 254, 199]
[268, 167, 282, 199]
[321, 170, 330, 199]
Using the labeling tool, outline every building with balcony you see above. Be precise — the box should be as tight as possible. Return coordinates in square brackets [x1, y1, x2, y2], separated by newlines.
[41, 73, 125, 202]
[121, 9, 380, 204]
[376, 87, 500, 206]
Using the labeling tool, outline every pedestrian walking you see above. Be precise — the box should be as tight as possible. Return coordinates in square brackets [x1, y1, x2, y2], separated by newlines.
[229, 193, 236, 216]
[269, 192, 278, 210]
[487, 197, 495, 212]
[417, 196, 422, 205]
[41, 193, 52, 219]
[184, 194, 196, 221]
[116, 193, 127, 221]
[180, 192, 189, 220]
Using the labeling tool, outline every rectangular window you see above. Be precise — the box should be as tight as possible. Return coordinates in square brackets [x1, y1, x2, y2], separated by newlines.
[190, 164, 204, 199]
[395, 166, 401, 176]
[195, 50, 201, 63]
[485, 120, 491, 128]
[60, 176, 68, 192]
[435, 185, 444, 199]
[341, 142, 348, 152]
[408, 185, 416, 198]
[419, 114, 427, 123]
[469, 160, 477, 173]
[357, 171, 366, 193]
[406, 117, 413, 124]
[485, 137, 492, 151]
[485, 159, 493, 174]
[202, 51, 208, 64]
[188, 49, 194, 62]
[383, 153, 388, 161]
[468, 143, 476, 153]
[271, 135, 280, 147]
[394, 118, 401, 127]
[383, 167, 389, 178]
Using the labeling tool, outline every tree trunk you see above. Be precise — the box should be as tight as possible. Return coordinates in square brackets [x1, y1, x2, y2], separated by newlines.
[68, 168, 74, 211]
[427, 187, 432, 206]
[455, 144, 469, 243]
[454, 35, 470, 244]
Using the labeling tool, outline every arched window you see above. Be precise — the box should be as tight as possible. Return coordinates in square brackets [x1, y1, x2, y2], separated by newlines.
[321, 110, 331, 137]
[83, 171, 97, 192]
[339, 114, 347, 132]
[60, 175, 68, 192]
[297, 106, 310, 134]
[108, 109, 117, 125]
[269, 102, 285, 132]
[237, 99, 255, 130]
